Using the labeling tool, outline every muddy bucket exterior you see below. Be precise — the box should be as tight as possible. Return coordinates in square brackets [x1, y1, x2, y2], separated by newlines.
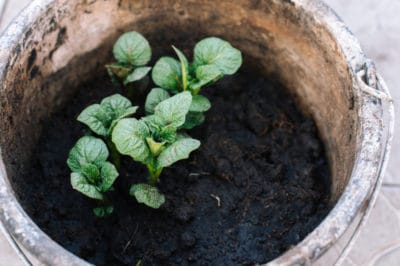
[0, 0, 394, 265]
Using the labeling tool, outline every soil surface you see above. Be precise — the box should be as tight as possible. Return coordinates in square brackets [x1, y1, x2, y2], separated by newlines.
[15, 67, 330, 265]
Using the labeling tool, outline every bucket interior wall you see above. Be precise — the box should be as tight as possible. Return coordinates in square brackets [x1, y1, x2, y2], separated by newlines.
[0, 0, 357, 208]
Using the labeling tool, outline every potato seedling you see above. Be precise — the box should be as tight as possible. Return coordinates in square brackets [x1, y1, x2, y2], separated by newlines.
[106, 31, 152, 97]
[151, 37, 242, 128]
[67, 33, 242, 214]
[77, 93, 138, 168]
[112, 92, 200, 208]
[67, 136, 118, 217]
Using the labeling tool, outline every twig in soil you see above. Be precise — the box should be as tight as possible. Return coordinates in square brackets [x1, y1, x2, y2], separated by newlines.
[188, 172, 210, 177]
[122, 224, 139, 254]
[210, 194, 221, 207]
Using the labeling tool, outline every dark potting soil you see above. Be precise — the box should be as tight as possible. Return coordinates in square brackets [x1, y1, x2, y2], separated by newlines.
[15, 67, 330, 266]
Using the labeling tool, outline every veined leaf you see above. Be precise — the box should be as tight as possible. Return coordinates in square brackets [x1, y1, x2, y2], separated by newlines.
[157, 126, 177, 144]
[190, 64, 223, 91]
[77, 104, 110, 137]
[67, 136, 109, 172]
[82, 163, 100, 183]
[112, 118, 150, 163]
[181, 112, 205, 130]
[130, 183, 165, 209]
[189, 95, 211, 112]
[145, 88, 170, 114]
[98, 162, 119, 191]
[157, 138, 200, 168]
[151, 57, 182, 93]
[113, 31, 151, 66]
[193, 37, 242, 75]
[123, 66, 152, 85]
[154, 91, 192, 128]
[101, 94, 138, 119]
[78, 94, 138, 137]
[71, 172, 104, 200]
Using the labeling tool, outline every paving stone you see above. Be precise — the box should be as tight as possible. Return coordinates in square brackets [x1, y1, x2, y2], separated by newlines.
[345, 192, 400, 265]
[0, 228, 24, 266]
[375, 246, 400, 266]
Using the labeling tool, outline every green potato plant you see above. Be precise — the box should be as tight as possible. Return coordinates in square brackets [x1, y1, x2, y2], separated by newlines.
[67, 136, 118, 217]
[106, 31, 152, 97]
[67, 32, 243, 215]
[112, 92, 200, 208]
[151, 37, 242, 129]
[77, 93, 138, 168]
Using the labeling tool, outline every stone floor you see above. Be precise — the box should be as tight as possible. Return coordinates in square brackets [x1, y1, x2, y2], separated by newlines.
[0, 1, 399, 265]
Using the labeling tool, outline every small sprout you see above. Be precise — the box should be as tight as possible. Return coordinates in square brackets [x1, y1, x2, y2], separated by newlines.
[78, 94, 138, 137]
[67, 136, 118, 216]
[151, 37, 242, 128]
[77, 94, 138, 168]
[93, 205, 114, 217]
[106, 31, 152, 94]
[152, 37, 242, 94]
[112, 92, 200, 208]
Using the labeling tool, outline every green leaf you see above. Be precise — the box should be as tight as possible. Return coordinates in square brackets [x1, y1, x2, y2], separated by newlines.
[181, 112, 206, 129]
[123, 66, 152, 85]
[146, 137, 165, 156]
[101, 94, 138, 132]
[67, 136, 109, 172]
[193, 37, 242, 75]
[157, 138, 200, 168]
[98, 162, 119, 191]
[172, 46, 189, 90]
[190, 64, 223, 91]
[113, 31, 151, 66]
[154, 91, 192, 128]
[189, 95, 211, 112]
[78, 94, 138, 136]
[158, 126, 177, 144]
[93, 205, 114, 217]
[101, 94, 138, 120]
[77, 104, 110, 137]
[71, 172, 104, 200]
[112, 118, 150, 163]
[106, 63, 132, 78]
[151, 57, 182, 93]
[82, 163, 100, 183]
[145, 88, 170, 114]
[130, 183, 165, 209]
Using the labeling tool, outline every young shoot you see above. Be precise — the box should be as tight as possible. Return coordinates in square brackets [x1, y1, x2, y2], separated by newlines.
[106, 31, 152, 97]
[151, 37, 242, 128]
[112, 92, 200, 208]
[67, 136, 118, 217]
[77, 93, 138, 168]
[152, 37, 242, 94]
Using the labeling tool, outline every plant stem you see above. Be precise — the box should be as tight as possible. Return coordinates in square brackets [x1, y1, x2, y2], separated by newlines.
[191, 87, 201, 95]
[146, 163, 163, 186]
[106, 139, 121, 169]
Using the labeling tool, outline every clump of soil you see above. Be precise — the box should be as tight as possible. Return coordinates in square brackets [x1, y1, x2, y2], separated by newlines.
[15, 66, 330, 265]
